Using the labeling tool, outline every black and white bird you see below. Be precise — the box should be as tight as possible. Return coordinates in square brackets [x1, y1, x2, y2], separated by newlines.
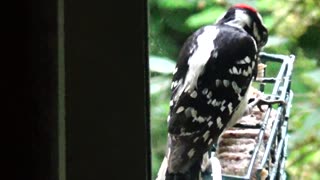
[163, 4, 269, 180]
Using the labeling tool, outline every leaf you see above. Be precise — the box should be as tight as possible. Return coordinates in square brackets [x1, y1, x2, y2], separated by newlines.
[185, 6, 226, 29]
[150, 76, 171, 95]
[261, 15, 274, 30]
[303, 149, 320, 164]
[302, 68, 320, 90]
[256, 0, 279, 11]
[265, 36, 288, 47]
[157, 0, 197, 9]
[289, 109, 320, 147]
[149, 55, 176, 74]
[161, 9, 194, 34]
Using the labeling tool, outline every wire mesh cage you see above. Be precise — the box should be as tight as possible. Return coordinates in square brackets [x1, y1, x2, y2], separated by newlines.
[218, 52, 295, 180]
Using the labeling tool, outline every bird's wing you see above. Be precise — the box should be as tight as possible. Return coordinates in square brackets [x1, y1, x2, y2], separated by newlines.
[168, 25, 258, 138]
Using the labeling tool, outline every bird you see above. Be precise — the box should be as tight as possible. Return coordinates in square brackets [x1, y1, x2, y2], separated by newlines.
[163, 4, 269, 180]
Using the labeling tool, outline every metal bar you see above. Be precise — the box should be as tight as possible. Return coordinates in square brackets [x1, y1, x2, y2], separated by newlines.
[244, 108, 272, 178]
[269, 135, 285, 180]
[258, 107, 283, 169]
[285, 91, 294, 120]
[269, 120, 288, 179]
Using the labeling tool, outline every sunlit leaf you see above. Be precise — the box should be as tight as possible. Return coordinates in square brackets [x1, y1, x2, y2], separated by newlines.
[289, 109, 320, 148]
[149, 55, 176, 74]
[158, 0, 197, 9]
[161, 9, 193, 33]
[261, 15, 274, 30]
[302, 68, 320, 90]
[185, 6, 226, 29]
[303, 149, 320, 164]
[265, 36, 288, 47]
[256, 0, 279, 11]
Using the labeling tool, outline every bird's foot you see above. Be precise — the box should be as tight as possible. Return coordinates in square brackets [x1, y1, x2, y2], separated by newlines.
[245, 95, 286, 115]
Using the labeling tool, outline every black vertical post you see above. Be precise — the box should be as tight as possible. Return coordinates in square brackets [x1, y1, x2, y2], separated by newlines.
[64, 0, 150, 180]
[29, 0, 150, 179]
[30, 0, 60, 179]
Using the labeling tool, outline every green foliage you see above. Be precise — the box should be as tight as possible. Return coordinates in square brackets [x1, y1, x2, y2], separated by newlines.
[148, 0, 320, 179]
[185, 6, 226, 29]
[157, 0, 197, 9]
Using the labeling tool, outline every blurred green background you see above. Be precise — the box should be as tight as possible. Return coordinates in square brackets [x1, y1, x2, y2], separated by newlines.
[148, 0, 320, 179]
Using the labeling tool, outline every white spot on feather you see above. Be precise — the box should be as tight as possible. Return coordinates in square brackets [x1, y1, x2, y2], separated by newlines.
[207, 91, 212, 99]
[232, 66, 238, 74]
[216, 79, 222, 87]
[176, 106, 185, 113]
[236, 58, 247, 64]
[188, 148, 195, 158]
[211, 99, 221, 107]
[211, 99, 216, 106]
[252, 61, 256, 69]
[191, 108, 197, 118]
[228, 102, 233, 115]
[203, 130, 210, 141]
[190, 91, 197, 98]
[193, 137, 199, 143]
[247, 66, 252, 75]
[221, 100, 226, 106]
[223, 80, 230, 87]
[244, 56, 251, 63]
[208, 121, 213, 127]
[212, 51, 218, 58]
[232, 81, 241, 94]
[220, 105, 226, 112]
[208, 138, 213, 145]
[216, 117, 223, 129]
[180, 128, 194, 136]
[202, 88, 208, 95]
[242, 69, 249, 76]
[169, 100, 173, 106]
[196, 116, 205, 123]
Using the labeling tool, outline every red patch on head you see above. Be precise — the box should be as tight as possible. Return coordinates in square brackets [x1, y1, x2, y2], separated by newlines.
[233, 3, 257, 13]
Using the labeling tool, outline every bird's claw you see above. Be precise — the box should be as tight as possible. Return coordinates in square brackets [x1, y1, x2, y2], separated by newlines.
[248, 96, 286, 113]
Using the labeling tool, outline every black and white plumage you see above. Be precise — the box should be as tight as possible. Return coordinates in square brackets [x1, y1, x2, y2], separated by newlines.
[164, 4, 268, 180]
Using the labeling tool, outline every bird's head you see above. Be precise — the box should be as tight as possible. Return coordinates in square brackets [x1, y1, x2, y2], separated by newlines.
[216, 4, 268, 49]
